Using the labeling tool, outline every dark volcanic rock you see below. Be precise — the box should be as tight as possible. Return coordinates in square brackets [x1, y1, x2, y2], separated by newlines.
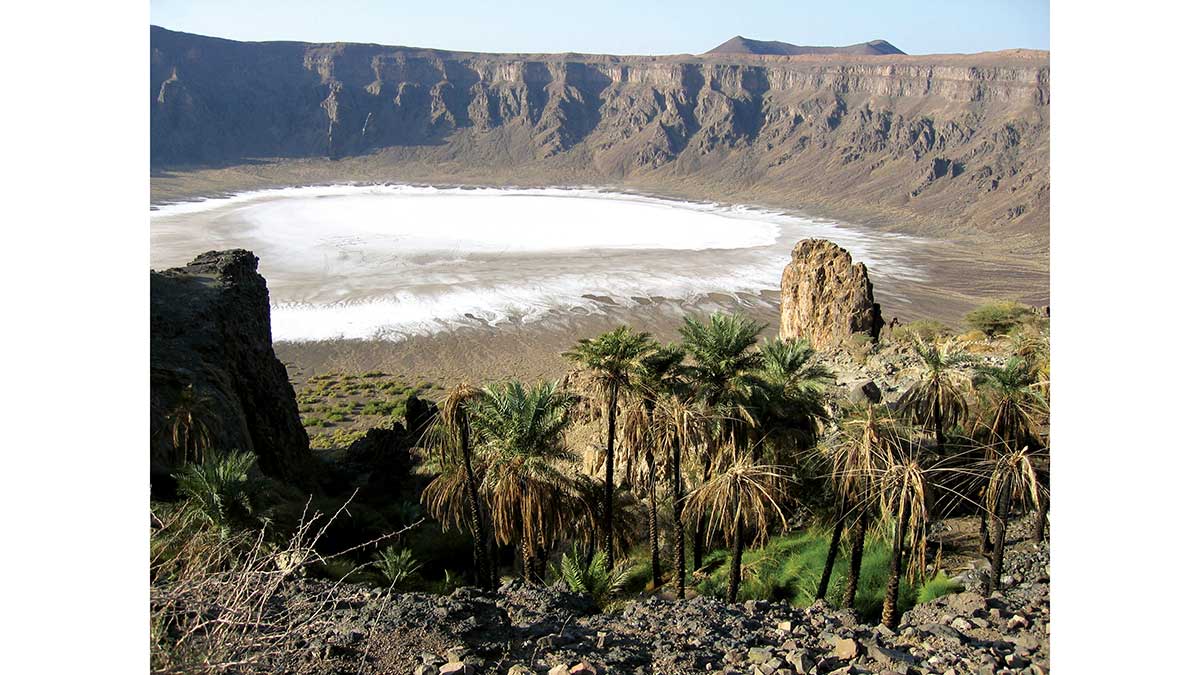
[157, 544, 1051, 675]
[150, 249, 312, 485]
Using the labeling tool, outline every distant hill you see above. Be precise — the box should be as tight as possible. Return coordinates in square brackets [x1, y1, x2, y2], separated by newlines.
[705, 35, 905, 56]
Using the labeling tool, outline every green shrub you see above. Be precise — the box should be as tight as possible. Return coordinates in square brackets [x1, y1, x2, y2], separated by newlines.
[172, 451, 259, 533]
[965, 301, 1035, 338]
[846, 333, 875, 364]
[893, 320, 950, 344]
[620, 547, 657, 592]
[917, 573, 964, 603]
[554, 544, 634, 607]
[374, 546, 420, 590]
[309, 428, 367, 450]
[318, 556, 363, 582]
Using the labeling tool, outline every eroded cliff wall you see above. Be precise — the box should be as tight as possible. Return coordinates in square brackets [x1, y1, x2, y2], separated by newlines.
[150, 249, 312, 486]
[151, 27, 1049, 243]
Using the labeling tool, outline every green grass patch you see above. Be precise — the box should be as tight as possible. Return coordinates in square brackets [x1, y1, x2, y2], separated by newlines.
[917, 573, 964, 604]
[693, 530, 957, 623]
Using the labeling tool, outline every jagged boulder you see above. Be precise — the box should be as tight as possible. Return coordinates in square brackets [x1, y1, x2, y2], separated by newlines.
[150, 249, 312, 488]
[779, 239, 884, 350]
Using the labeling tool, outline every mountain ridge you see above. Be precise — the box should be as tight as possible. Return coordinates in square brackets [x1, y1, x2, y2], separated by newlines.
[150, 26, 1049, 250]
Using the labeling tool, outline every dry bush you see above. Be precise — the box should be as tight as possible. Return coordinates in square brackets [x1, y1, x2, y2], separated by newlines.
[150, 495, 417, 673]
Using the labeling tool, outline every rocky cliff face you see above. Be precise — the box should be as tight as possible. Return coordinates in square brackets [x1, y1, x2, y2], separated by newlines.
[150, 27, 1049, 243]
[150, 249, 311, 485]
[779, 239, 883, 350]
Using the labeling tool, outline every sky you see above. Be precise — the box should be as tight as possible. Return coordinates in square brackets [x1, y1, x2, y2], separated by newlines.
[149, 0, 1049, 56]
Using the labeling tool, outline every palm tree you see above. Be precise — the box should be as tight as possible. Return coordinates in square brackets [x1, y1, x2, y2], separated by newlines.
[622, 342, 686, 584]
[982, 445, 1044, 593]
[172, 450, 258, 536]
[570, 472, 642, 564]
[165, 384, 219, 465]
[420, 383, 493, 589]
[679, 312, 766, 567]
[682, 451, 788, 602]
[753, 337, 833, 462]
[565, 325, 656, 568]
[974, 357, 1047, 452]
[973, 357, 1048, 552]
[816, 403, 902, 606]
[471, 380, 575, 582]
[898, 337, 973, 453]
[877, 445, 930, 629]
[652, 393, 709, 598]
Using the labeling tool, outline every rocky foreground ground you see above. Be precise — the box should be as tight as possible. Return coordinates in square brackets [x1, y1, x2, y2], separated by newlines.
[225, 539, 1047, 675]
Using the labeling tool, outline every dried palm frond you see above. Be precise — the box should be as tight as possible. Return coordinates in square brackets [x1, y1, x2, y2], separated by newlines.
[984, 444, 1045, 516]
[682, 450, 791, 547]
[876, 446, 931, 582]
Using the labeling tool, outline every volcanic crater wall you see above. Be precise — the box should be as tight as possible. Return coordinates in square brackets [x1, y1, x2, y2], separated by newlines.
[151, 26, 1049, 241]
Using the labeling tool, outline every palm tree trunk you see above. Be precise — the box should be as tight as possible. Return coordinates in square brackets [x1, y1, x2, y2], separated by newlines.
[933, 404, 945, 454]
[1033, 490, 1049, 543]
[604, 381, 618, 571]
[816, 495, 848, 600]
[521, 529, 537, 584]
[489, 536, 500, 589]
[979, 503, 992, 554]
[693, 452, 713, 570]
[648, 452, 661, 585]
[727, 519, 744, 603]
[672, 438, 686, 599]
[842, 506, 867, 609]
[881, 506, 910, 629]
[535, 534, 548, 580]
[459, 419, 491, 590]
[986, 476, 1013, 594]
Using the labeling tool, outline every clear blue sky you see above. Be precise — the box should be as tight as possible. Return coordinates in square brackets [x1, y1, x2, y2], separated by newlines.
[150, 0, 1048, 55]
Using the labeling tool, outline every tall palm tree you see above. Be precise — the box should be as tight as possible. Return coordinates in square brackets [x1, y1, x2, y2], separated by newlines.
[421, 383, 493, 589]
[974, 357, 1047, 452]
[877, 445, 930, 629]
[973, 357, 1047, 551]
[565, 325, 656, 568]
[570, 472, 642, 564]
[682, 451, 788, 602]
[652, 393, 709, 599]
[898, 337, 973, 453]
[621, 343, 686, 584]
[752, 337, 833, 462]
[679, 312, 766, 567]
[816, 403, 902, 606]
[982, 445, 1044, 593]
[471, 380, 575, 583]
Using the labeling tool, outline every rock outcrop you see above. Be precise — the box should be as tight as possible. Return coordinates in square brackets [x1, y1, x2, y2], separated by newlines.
[150, 26, 1049, 246]
[150, 249, 311, 486]
[779, 239, 883, 350]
